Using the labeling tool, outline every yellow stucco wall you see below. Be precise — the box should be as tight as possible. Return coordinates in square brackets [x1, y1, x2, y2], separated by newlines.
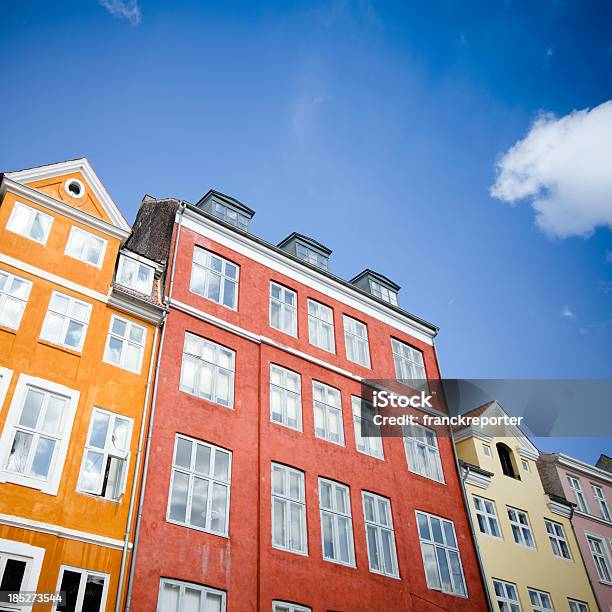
[457, 436, 598, 611]
[0, 171, 155, 610]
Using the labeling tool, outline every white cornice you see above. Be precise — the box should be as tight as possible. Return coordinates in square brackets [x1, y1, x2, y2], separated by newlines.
[463, 467, 492, 489]
[453, 427, 493, 444]
[546, 496, 573, 518]
[557, 454, 612, 485]
[120, 249, 164, 273]
[2, 179, 130, 240]
[5, 158, 131, 232]
[0, 512, 130, 550]
[108, 288, 165, 325]
[181, 209, 437, 345]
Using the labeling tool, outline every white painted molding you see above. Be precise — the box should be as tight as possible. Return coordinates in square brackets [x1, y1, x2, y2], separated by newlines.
[0, 513, 130, 550]
[0, 366, 13, 416]
[462, 467, 492, 489]
[6, 158, 130, 232]
[3, 180, 129, 240]
[0, 253, 109, 303]
[558, 454, 612, 485]
[108, 287, 165, 325]
[0, 537, 45, 591]
[0, 374, 80, 496]
[546, 496, 573, 518]
[181, 210, 436, 345]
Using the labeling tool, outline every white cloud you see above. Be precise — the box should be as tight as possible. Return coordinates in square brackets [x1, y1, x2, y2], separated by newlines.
[490, 101, 612, 238]
[561, 306, 574, 318]
[99, 0, 141, 25]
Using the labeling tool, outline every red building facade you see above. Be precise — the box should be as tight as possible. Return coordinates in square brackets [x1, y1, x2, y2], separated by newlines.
[127, 194, 489, 612]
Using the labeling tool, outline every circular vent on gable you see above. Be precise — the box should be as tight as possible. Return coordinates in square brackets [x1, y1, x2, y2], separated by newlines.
[65, 178, 85, 199]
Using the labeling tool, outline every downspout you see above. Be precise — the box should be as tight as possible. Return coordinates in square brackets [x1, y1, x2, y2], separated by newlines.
[124, 202, 186, 612]
[115, 320, 162, 612]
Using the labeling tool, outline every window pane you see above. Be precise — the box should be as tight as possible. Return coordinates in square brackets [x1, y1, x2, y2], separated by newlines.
[366, 525, 380, 570]
[273, 498, 286, 547]
[175, 438, 192, 468]
[206, 593, 224, 612]
[169, 471, 190, 522]
[57, 570, 82, 612]
[210, 482, 227, 533]
[79, 450, 105, 492]
[20, 389, 44, 429]
[190, 477, 209, 529]
[82, 575, 105, 611]
[0, 558, 26, 592]
[160, 583, 180, 612]
[322, 513, 335, 558]
[7, 431, 33, 473]
[214, 451, 230, 481]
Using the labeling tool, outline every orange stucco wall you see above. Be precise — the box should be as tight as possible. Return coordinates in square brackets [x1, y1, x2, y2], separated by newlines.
[0, 172, 155, 610]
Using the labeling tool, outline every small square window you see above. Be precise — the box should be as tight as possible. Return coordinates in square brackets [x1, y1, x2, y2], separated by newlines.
[482, 444, 491, 457]
[6, 202, 53, 244]
[521, 459, 529, 472]
[116, 255, 154, 295]
[65, 227, 107, 267]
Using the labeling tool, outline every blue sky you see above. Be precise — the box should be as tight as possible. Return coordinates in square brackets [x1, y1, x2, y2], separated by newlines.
[1, 1, 610, 462]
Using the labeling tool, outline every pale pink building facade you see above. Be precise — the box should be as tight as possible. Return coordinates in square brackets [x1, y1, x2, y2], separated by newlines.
[538, 453, 612, 612]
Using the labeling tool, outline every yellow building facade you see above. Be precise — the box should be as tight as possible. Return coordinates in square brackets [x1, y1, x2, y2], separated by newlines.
[0, 160, 164, 611]
[455, 401, 598, 612]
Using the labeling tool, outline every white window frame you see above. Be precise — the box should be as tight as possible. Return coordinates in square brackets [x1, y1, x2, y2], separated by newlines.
[295, 243, 327, 270]
[103, 314, 147, 374]
[157, 578, 227, 612]
[179, 333, 236, 409]
[493, 579, 522, 612]
[482, 444, 492, 457]
[318, 478, 355, 567]
[362, 491, 399, 578]
[403, 423, 444, 483]
[40, 291, 92, 352]
[473, 495, 502, 539]
[271, 463, 307, 555]
[269, 365, 302, 431]
[6, 201, 53, 245]
[586, 532, 612, 584]
[190, 246, 239, 310]
[312, 381, 344, 446]
[52, 565, 109, 612]
[568, 475, 590, 514]
[343, 315, 371, 368]
[568, 599, 589, 612]
[213, 201, 249, 231]
[391, 338, 426, 382]
[544, 519, 572, 560]
[76, 408, 133, 501]
[416, 510, 467, 597]
[0, 538, 45, 606]
[592, 484, 611, 522]
[0, 270, 32, 331]
[269, 282, 297, 337]
[351, 396, 384, 460]
[307, 299, 335, 353]
[521, 459, 530, 472]
[507, 507, 536, 549]
[0, 374, 79, 495]
[527, 588, 553, 612]
[272, 602, 310, 612]
[64, 226, 107, 268]
[116, 254, 154, 295]
[369, 279, 398, 306]
[166, 434, 232, 537]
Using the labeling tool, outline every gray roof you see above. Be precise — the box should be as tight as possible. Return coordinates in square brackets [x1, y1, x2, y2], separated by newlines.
[277, 232, 333, 255]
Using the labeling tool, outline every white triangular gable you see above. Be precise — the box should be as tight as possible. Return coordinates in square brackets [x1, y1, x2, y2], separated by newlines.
[6, 158, 130, 232]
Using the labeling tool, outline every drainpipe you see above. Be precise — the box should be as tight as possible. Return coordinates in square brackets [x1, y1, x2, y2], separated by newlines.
[115, 320, 162, 612]
[124, 202, 186, 612]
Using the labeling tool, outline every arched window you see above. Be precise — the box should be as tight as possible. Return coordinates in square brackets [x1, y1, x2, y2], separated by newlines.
[497, 443, 518, 478]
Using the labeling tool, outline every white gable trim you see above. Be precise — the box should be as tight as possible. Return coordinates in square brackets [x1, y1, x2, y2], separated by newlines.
[5, 158, 131, 232]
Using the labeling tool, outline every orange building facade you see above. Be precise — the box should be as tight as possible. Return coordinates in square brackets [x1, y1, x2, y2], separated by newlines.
[0, 160, 165, 611]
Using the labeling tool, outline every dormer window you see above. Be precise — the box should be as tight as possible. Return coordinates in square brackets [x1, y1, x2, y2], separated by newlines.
[278, 233, 332, 271]
[196, 190, 255, 233]
[213, 202, 249, 231]
[369, 279, 398, 306]
[296, 243, 328, 270]
[116, 254, 154, 295]
[349, 270, 400, 307]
